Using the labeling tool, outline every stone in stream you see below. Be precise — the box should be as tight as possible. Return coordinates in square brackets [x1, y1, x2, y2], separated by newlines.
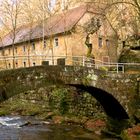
[19, 121, 31, 127]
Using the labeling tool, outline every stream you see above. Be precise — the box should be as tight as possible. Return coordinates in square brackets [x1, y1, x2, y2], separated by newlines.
[0, 116, 119, 140]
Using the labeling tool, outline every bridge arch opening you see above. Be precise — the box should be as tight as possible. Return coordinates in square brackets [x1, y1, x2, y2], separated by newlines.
[68, 84, 129, 120]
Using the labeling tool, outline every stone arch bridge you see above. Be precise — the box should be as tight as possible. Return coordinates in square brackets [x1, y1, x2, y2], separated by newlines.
[0, 65, 139, 117]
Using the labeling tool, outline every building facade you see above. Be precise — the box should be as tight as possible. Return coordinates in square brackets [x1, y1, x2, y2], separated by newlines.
[0, 4, 118, 69]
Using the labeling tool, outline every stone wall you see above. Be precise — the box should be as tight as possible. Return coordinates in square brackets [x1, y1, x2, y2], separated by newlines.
[95, 73, 139, 117]
[0, 65, 139, 118]
[0, 84, 105, 120]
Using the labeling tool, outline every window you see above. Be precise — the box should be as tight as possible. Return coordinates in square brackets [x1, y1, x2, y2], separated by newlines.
[102, 56, 109, 63]
[2, 50, 5, 56]
[97, 19, 101, 27]
[8, 63, 11, 68]
[23, 46, 26, 52]
[8, 48, 11, 55]
[33, 62, 36, 66]
[106, 39, 110, 47]
[15, 47, 17, 54]
[32, 42, 35, 50]
[54, 38, 58, 47]
[23, 62, 26, 67]
[57, 58, 65, 65]
[16, 62, 18, 68]
[122, 41, 125, 48]
[98, 37, 102, 48]
[44, 39, 47, 48]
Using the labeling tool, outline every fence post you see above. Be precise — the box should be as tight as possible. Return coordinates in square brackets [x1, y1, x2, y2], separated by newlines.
[83, 56, 85, 66]
[117, 63, 119, 73]
[122, 64, 125, 73]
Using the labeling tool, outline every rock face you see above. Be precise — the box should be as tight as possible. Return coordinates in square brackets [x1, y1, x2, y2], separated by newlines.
[119, 48, 140, 63]
[121, 124, 140, 140]
[84, 119, 106, 132]
[119, 48, 140, 73]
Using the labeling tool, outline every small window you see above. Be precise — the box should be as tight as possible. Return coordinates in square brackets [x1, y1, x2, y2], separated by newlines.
[2, 50, 5, 56]
[102, 56, 109, 63]
[106, 39, 110, 47]
[15, 47, 17, 54]
[33, 62, 36, 66]
[23, 62, 26, 67]
[98, 37, 102, 48]
[8, 48, 11, 55]
[44, 39, 47, 48]
[23, 46, 26, 52]
[8, 63, 11, 68]
[97, 19, 101, 27]
[54, 38, 58, 47]
[32, 42, 35, 50]
[122, 41, 125, 48]
[16, 62, 18, 68]
[57, 58, 65, 65]
[42, 61, 49, 65]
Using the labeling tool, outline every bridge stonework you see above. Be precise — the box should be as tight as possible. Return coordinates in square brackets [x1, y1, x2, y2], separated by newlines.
[0, 66, 139, 117]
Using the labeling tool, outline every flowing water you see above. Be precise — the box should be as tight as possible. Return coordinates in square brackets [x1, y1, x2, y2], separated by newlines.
[0, 116, 119, 140]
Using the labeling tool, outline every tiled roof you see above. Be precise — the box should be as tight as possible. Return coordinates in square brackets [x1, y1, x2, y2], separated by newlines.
[0, 4, 104, 48]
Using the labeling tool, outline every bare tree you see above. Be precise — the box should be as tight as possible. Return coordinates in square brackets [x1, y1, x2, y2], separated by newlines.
[104, 0, 140, 37]
[0, 0, 22, 69]
[105, 0, 140, 18]
[21, 0, 40, 67]
[101, 0, 140, 61]
[0, 36, 7, 69]
[36, 0, 61, 65]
